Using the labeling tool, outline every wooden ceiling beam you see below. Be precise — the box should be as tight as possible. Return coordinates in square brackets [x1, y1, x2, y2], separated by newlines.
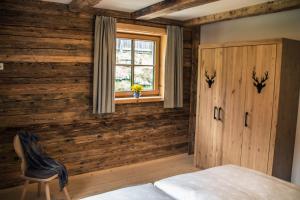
[132, 0, 219, 20]
[89, 8, 183, 27]
[63, 0, 184, 26]
[69, 0, 102, 12]
[65, 0, 183, 26]
[184, 0, 300, 26]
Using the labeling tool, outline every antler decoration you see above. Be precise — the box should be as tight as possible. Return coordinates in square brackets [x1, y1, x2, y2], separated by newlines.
[252, 70, 269, 93]
[205, 70, 216, 88]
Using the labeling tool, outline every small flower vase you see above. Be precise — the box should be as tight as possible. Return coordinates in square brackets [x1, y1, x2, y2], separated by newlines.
[133, 91, 141, 98]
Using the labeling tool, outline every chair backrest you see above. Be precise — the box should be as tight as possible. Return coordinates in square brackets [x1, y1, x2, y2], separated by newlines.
[13, 135, 27, 175]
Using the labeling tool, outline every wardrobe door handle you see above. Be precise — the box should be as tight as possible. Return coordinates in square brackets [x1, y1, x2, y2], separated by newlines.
[213, 106, 218, 120]
[218, 107, 222, 121]
[245, 112, 249, 127]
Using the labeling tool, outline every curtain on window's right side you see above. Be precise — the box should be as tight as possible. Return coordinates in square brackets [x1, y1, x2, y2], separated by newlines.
[164, 25, 183, 108]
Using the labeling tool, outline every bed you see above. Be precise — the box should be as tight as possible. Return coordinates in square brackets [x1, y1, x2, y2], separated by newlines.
[81, 165, 300, 200]
[80, 183, 173, 200]
[154, 165, 300, 200]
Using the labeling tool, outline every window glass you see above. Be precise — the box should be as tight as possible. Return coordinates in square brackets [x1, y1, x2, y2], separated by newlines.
[115, 66, 131, 92]
[115, 34, 158, 94]
[134, 40, 154, 65]
[134, 66, 154, 90]
[116, 38, 132, 64]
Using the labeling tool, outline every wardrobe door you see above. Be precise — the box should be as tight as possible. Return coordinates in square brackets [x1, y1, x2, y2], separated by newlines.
[222, 46, 248, 165]
[195, 48, 223, 169]
[241, 44, 277, 173]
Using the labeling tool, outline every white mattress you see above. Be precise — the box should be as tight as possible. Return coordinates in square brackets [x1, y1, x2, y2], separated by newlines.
[80, 183, 173, 200]
[154, 165, 300, 200]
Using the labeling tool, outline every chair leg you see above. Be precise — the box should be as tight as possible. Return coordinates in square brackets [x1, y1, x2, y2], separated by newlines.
[63, 187, 71, 200]
[37, 182, 42, 197]
[21, 180, 29, 200]
[45, 183, 51, 200]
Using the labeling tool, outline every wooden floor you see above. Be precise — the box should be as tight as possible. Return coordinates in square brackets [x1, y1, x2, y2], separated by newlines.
[0, 154, 197, 200]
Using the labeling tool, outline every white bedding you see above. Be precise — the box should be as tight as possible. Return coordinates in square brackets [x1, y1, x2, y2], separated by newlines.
[154, 165, 300, 200]
[80, 183, 173, 200]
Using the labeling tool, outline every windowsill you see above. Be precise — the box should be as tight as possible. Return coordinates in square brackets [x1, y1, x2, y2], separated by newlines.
[114, 96, 164, 104]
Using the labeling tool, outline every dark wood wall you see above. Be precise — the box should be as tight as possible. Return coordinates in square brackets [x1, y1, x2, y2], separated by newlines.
[0, 0, 192, 189]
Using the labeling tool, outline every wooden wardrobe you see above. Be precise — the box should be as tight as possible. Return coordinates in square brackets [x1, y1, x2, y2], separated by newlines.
[194, 38, 300, 181]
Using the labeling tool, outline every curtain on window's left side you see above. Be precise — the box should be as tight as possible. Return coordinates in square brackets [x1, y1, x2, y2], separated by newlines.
[93, 16, 116, 114]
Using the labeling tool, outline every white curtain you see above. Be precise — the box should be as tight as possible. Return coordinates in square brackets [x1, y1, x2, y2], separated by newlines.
[93, 16, 116, 114]
[164, 26, 183, 108]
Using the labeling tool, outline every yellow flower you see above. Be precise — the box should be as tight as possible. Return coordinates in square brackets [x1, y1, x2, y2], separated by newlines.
[131, 84, 143, 92]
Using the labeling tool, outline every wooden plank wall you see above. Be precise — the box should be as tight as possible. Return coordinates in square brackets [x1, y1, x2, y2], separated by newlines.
[188, 27, 200, 154]
[0, 0, 192, 189]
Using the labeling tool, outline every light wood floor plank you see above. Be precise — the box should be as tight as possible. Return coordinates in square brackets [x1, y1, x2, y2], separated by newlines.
[0, 154, 197, 200]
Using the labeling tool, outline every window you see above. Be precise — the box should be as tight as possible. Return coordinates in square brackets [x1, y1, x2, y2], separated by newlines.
[115, 33, 160, 98]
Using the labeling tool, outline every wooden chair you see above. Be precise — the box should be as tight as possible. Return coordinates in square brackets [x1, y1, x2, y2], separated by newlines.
[13, 135, 71, 200]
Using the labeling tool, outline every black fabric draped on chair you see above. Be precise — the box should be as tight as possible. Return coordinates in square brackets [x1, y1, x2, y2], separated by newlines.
[18, 131, 68, 190]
